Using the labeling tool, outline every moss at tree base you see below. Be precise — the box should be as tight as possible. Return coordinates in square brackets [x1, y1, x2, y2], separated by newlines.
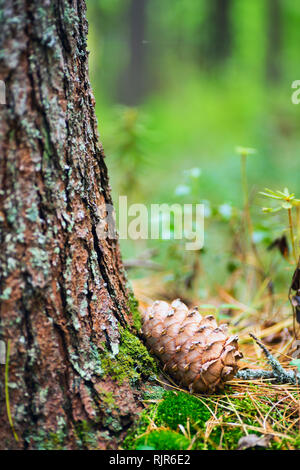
[100, 328, 158, 385]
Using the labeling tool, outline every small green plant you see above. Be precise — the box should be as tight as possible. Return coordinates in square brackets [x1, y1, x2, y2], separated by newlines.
[235, 146, 263, 270]
[260, 187, 300, 264]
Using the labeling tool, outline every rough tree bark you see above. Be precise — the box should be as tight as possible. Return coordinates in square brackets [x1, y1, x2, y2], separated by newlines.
[0, 0, 151, 450]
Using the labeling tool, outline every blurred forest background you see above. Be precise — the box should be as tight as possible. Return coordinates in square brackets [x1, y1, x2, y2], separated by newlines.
[86, 0, 300, 310]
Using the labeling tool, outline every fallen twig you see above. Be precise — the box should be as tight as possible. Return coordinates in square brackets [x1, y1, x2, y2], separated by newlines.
[236, 333, 300, 385]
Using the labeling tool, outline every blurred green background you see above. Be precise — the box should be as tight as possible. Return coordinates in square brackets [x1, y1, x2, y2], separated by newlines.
[86, 0, 300, 300]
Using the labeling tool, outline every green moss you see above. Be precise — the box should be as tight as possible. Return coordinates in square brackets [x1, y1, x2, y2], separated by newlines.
[124, 389, 210, 450]
[101, 328, 157, 385]
[75, 420, 99, 449]
[123, 389, 272, 450]
[123, 385, 300, 450]
[96, 386, 115, 408]
[123, 390, 209, 450]
[156, 391, 210, 432]
[135, 430, 190, 450]
[128, 293, 142, 331]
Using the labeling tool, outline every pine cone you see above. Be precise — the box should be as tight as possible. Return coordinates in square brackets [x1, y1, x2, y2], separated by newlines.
[142, 299, 243, 393]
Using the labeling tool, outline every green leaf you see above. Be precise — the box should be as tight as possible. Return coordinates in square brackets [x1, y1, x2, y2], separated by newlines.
[260, 187, 295, 204]
[259, 190, 282, 200]
[262, 206, 282, 213]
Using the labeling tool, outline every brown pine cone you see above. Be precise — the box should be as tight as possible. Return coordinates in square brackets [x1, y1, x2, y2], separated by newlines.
[142, 299, 243, 393]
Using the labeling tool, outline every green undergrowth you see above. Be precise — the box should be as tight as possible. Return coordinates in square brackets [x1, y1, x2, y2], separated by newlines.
[100, 328, 157, 385]
[123, 386, 300, 450]
[136, 430, 190, 451]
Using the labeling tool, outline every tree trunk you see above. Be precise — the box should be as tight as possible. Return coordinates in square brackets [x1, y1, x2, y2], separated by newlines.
[0, 0, 151, 450]
[202, 0, 232, 67]
[266, 0, 282, 83]
[118, 0, 148, 105]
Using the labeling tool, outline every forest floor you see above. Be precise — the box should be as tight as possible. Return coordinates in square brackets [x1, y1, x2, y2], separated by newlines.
[122, 274, 300, 450]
